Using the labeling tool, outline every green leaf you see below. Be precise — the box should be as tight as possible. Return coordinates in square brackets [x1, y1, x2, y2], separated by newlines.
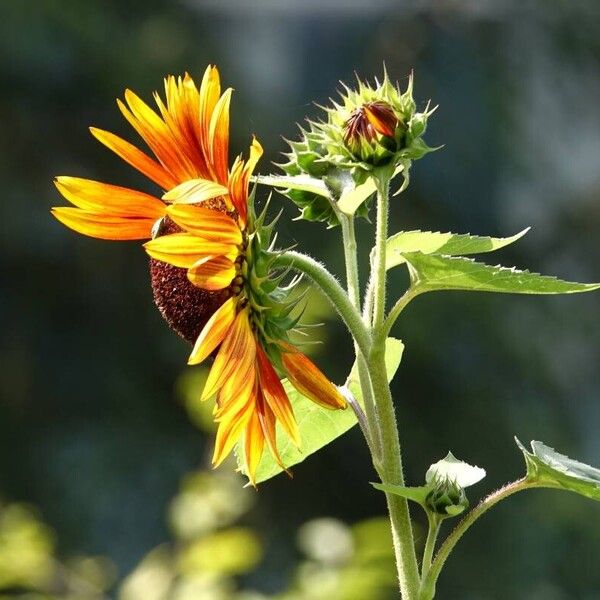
[254, 174, 329, 198]
[385, 228, 530, 270]
[243, 338, 404, 484]
[403, 253, 600, 295]
[425, 452, 486, 488]
[371, 483, 429, 505]
[516, 438, 600, 501]
[337, 177, 377, 216]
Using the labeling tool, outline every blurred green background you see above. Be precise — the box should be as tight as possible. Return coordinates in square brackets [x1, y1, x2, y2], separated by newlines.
[1, 0, 599, 598]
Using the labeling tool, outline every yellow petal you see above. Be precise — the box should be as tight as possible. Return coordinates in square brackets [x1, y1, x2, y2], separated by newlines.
[167, 204, 242, 244]
[162, 178, 228, 205]
[144, 233, 236, 268]
[244, 409, 265, 486]
[256, 389, 286, 471]
[256, 345, 300, 446]
[54, 177, 165, 219]
[212, 398, 255, 468]
[188, 297, 237, 366]
[209, 88, 232, 184]
[282, 350, 347, 410]
[90, 127, 177, 190]
[51, 207, 156, 240]
[188, 256, 236, 291]
[201, 308, 256, 401]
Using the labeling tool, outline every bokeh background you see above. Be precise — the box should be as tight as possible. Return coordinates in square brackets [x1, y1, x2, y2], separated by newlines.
[1, 1, 599, 598]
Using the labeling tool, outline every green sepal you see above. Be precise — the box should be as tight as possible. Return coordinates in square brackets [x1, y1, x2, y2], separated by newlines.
[516, 439, 600, 501]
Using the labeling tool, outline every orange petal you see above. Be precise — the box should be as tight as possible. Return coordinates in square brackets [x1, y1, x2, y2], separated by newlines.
[90, 127, 177, 190]
[120, 91, 196, 181]
[162, 178, 229, 205]
[144, 233, 236, 268]
[51, 207, 156, 240]
[256, 389, 286, 471]
[282, 350, 347, 410]
[256, 345, 300, 446]
[214, 365, 256, 421]
[201, 308, 256, 401]
[199, 66, 221, 169]
[244, 409, 265, 485]
[212, 393, 255, 468]
[188, 297, 237, 366]
[166, 204, 242, 244]
[209, 88, 232, 184]
[54, 177, 165, 219]
[188, 256, 236, 291]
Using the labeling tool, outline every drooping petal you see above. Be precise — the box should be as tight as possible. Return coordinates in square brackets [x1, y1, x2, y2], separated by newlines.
[214, 365, 255, 421]
[212, 390, 255, 467]
[256, 345, 300, 446]
[51, 208, 157, 240]
[201, 308, 256, 401]
[166, 204, 242, 244]
[188, 297, 237, 366]
[256, 388, 286, 471]
[244, 408, 265, 486]
[90, 127, 177, 190]
[54, 177, 165, 219]
[144, 233, 236, 268]
[162, 179, 229, 205]
[188, 256, 236, 291]
[282, 350, 347, 410]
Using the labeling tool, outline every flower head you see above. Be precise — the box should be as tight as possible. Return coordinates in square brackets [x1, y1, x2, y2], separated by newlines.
[279, 70, 436, 226]
[52, 66, 346, 484]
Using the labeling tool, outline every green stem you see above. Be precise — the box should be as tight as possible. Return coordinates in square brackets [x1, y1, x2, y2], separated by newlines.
[420, 514, 442, 584]
[369, 348, 420, 598]
[339, 214, 382, 459]
[419, 478, 535, 599]
[271, 250, 371, 358]
[380, 286, 424, 343]
[368, 172, 420, 598]
[372, 176, 390, 329]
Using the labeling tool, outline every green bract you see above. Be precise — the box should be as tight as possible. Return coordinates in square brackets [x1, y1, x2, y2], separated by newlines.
[276, 71, 436, 226]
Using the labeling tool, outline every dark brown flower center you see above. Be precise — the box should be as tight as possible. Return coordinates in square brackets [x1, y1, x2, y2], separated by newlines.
[149, 199, 232, 344]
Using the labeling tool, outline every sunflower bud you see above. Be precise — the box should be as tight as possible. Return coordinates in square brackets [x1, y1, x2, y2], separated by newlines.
[425, 476, 469, 517]
[279, 70, 436, 226]
[343, 100, 401, 162]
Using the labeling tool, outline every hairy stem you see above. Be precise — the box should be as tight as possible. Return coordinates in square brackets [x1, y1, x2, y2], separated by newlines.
[420, 514, 442, 585]
[419, 479, 535, 599]
[369, 175, 420, 598]
[340, 214, 383, 461]
[271, 250, 371, 358]
[369, 348, 420, 598]
[372, 177, 390, 329]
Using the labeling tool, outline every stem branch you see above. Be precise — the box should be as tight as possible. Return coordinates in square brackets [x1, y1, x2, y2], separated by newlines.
[271, 250, 371, 358]
[419, 478, 535, 599]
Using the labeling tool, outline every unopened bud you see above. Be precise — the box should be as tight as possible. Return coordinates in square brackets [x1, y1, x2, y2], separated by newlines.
[425, 476, 469, 517]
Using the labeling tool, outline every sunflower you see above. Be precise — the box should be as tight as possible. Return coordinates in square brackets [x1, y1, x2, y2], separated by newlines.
[52, 66, 346, 484]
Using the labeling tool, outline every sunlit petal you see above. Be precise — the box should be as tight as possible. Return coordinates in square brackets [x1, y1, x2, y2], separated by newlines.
[188, 297, 237, 366]
[162, 178, 228, 205]
[256, 345, 300, 446]
[282, 350, 347, 410]
[90, 127, 177, 190]
[51, 208, 157, 240]
[188, 256, 236, 291]
[167, 204, 242, 244]
[54, 177, 165, 219]
[144, 233, 236, 268]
